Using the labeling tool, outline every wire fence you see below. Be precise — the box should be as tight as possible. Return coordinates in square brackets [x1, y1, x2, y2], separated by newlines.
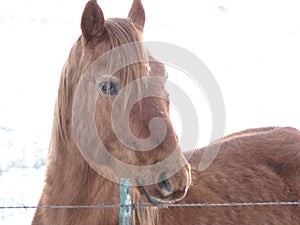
[1, 201, 300, 210]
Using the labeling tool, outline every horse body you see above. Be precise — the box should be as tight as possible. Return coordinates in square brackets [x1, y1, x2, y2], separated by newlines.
[160, 127, 300, 224]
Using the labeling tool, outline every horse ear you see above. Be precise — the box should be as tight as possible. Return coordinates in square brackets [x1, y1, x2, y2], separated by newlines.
[128, 0, 145, 32]
[81, 0, 105, 43]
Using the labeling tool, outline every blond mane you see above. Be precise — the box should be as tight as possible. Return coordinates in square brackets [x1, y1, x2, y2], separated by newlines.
[105, 18, 149, 108]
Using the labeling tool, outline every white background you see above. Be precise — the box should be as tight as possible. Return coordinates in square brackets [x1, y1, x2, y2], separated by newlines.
[0, 0, 299, 223]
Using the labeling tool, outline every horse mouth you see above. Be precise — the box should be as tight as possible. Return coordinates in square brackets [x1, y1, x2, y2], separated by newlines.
[139, 184, 188, 204]
[136, 164, 191, 203]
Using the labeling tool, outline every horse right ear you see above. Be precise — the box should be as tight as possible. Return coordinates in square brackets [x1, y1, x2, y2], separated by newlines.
[81, 0, 105, 43]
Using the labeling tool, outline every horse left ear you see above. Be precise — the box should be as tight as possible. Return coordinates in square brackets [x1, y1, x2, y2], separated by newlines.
[128, 0, 145, 32]
[81, 0, 105, 43]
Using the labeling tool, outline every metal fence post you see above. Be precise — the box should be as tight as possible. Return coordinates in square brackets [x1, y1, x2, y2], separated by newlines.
[119, 178, 132, 225]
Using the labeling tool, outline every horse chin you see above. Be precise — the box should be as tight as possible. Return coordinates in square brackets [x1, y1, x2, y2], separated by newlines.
[140, 185, 188, 204]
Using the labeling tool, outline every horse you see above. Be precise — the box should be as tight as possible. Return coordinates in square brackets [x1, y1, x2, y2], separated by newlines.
[32, 0, 191, 224]
[32, 0, 300, 224]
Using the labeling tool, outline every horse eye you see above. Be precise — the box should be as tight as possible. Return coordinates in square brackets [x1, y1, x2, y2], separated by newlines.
[100, 82, 107, 93]
[99, 81, 118, 95]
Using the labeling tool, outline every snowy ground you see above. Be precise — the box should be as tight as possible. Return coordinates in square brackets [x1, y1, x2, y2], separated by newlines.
[1, 0, 300, 224]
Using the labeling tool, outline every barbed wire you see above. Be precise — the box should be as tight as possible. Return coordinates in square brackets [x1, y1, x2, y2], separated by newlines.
[1, 201, 300, 210]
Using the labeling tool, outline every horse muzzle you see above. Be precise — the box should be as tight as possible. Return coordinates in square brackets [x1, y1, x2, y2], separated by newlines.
[139, 163, 191, 203]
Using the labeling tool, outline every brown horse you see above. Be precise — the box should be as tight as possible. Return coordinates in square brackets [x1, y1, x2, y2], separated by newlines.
[32, 0, 300, 225]
[32, 0, 191, 224]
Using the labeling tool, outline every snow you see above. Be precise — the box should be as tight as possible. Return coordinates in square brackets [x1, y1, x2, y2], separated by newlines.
[0, 167, 46, 224]
[1, 0, 300, 223]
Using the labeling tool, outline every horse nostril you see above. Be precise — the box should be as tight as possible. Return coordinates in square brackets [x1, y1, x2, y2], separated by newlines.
[158, 172, 172, 196]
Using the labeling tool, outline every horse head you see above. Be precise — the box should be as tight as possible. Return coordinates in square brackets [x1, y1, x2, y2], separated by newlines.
[64, 0, 191, 203]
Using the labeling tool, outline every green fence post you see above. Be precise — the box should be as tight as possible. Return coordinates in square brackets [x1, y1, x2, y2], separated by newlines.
[119, 178, 132, 225]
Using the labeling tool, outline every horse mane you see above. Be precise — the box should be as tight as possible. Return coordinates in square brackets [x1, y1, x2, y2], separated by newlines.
[105, 18, 150, 108]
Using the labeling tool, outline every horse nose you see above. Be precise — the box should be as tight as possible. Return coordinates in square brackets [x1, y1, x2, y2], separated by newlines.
[156, 163, 191, 200]
[141, 164, 191, 203]
[157, 172, 173, 197]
